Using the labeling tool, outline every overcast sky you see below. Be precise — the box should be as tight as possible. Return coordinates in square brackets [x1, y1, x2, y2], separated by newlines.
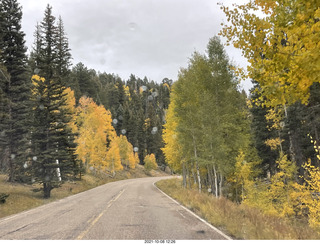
[19, 0, 252, 91]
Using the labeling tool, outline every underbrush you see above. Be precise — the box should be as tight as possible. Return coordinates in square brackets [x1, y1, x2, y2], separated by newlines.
[156, 178, 320, 240]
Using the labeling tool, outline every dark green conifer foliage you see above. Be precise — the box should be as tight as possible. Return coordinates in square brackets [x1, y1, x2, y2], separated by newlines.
[70, 62, 97, 101]
[38, 4, 58, 81]
[56, 16, 72, 81]
[30, 76, 75, 198]
[0, 0, 31, 182]
[29, 5, 76, 198]
[0, 65, 10, 173]
[249, 81, 278, 176]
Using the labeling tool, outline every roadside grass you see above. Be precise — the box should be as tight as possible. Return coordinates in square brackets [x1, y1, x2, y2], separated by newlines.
[156, 178, 320, 240]
[0, 164, 166, 219]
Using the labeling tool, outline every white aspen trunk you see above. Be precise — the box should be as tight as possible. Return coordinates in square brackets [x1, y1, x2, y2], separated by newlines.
[196, 163, 201, 193]
[219, 172, 223, 197]
[192, 134, 201, 193]
[182, 162, 187, 188]
[213, 165, 218, 198]
[207, 164, 213, 194]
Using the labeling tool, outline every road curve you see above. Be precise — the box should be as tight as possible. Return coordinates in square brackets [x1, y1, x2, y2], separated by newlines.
[0, 176, 230, 240]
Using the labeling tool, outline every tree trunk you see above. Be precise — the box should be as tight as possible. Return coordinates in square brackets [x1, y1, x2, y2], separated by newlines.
[192, 169, 197, 185]
[186, 165, 192, 189]
[213, 165, 218, 198]
[182, 162, 187, 188]
[43, 182, 52, 198]
[192, 134, 201, 193]
[311, 106, 320, 166]
[8, 147, 14, 182]
[207, 164, 213, 194]
[219, 172, 223, 197]
[283, 104, 296, 163]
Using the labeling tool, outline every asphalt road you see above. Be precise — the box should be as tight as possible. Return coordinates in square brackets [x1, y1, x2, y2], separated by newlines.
[0, 176, 230, 240]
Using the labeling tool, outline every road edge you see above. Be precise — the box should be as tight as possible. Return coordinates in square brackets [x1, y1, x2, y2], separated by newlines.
[153, 180, 233, 240]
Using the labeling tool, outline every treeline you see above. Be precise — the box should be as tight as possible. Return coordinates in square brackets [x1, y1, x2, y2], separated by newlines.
[66, 64, 171, 166]
[0, 1, 170, 198]
[162, 0, 320, 232]
[162, 36, 253, 197]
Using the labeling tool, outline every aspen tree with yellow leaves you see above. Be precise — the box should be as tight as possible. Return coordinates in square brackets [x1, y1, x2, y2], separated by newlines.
[105, 139, 122, 176]
[233, 151, 255, 202]
[144, 153, 158, 172]
[75, 96, 116, 171]
[115, 135, 138, 169]
[162, 87, 187, 187]
[220, 0, 320, 106]
[62, 88, 77, 134]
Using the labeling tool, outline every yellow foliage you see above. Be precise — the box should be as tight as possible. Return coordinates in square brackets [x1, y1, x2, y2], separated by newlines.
[31, 74, 45, 83]
[62, 87, 78, 134]
[123, 85, 131, 100]
[31, 75, 47, 98]
[301, 160, 320, 230]
[244, 153, 298, 218]
[144, 153, 158, 171]
[234, 150, 254, 201]
[265, 138, 284, 151]
[162, 82, 170, 90]
[162, 93, 184, 173]
[115, 135, 138, 169]
[75, 96, 116, 169]
[105, 140, 123, 176]
[265, 107, 284, 130]
[133, 152, 140, 167]
[220, 0, 320, 106]
[144, 118, 151, 129]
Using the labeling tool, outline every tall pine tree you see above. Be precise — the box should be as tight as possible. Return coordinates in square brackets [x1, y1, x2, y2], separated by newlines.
[56, 16, 72, 82]
[0, 0, 31, 182]
[29, 5, 76, 198]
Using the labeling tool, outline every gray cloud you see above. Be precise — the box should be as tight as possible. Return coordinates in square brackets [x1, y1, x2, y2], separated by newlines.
[20, 0, 251, 90]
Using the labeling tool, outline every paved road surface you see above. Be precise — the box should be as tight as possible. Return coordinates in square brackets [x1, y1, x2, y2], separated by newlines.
[0, 176, 230, 240]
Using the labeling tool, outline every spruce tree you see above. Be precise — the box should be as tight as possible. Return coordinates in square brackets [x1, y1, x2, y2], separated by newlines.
[28, 23, 42, 74]
[30, 5, 76, 198]
[0, 0, 31, 182]
[42, 5, 58, 79]
[56, 16, 72, 81]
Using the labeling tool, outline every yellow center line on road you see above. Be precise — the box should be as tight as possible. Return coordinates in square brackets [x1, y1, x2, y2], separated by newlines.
[76, 188, 125, 240]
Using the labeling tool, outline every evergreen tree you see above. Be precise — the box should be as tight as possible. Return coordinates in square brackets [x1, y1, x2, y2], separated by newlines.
[28, 23, 42, 74]
[29, 6, 77, 198]
[39, 4, 58, 80]
[56, 16, 72, 82]
[0, 65, 10, 173]
[0, 0, 31, 182]
[70, 62, 97, 100]
[30, 74, 76, 198]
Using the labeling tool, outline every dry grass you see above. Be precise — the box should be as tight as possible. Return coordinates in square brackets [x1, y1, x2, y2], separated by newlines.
[0, 165, 168, 219]
[156, 178, 320, 240]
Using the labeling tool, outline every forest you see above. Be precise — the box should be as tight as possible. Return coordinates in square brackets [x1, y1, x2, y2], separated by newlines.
[162, 0, 320, 233]
[1, 0, 320, 235]
[0, 1, 170, 198]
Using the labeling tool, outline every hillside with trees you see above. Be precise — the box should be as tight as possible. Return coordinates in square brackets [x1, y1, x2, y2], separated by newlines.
[0, 1, 171, 198]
